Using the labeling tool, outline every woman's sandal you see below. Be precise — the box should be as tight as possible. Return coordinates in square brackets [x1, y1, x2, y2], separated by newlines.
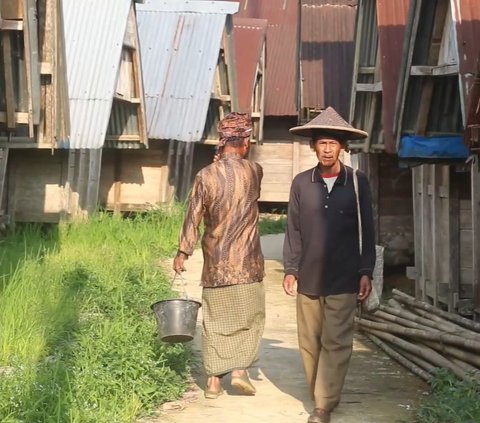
[231, 372, 256, 395]
[204, 386, 224, 399]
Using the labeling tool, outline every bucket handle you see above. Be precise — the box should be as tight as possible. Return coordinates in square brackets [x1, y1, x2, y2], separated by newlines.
[172, 272, 190, 300]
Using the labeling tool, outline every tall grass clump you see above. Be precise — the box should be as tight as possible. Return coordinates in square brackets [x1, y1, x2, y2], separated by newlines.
[0, 206, 191, 423]
[415, 369, 480, 423]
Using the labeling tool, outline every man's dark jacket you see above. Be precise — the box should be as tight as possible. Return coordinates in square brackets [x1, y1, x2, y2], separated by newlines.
[283, 163, 376, 296]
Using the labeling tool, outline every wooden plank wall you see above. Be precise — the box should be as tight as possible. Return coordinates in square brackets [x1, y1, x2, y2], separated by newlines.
[7, 149, 67, 222]
[412, 164, 473, 313]
[360, 153, 414, 267]
[99, 145, 173, 212]
[250, 140, 318, 202]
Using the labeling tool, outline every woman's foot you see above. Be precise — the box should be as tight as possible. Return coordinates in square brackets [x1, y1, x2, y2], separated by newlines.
[231, 369, 256, 395]
[204, 376, 223, 399]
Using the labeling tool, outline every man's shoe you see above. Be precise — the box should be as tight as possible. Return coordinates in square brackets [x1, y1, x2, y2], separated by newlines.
[231, 372, 256, 395]
[307, 408, 331, 423]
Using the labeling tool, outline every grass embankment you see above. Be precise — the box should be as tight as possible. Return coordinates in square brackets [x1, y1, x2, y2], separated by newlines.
[0, 210, 190, 422]
[415, 369, 480, 423]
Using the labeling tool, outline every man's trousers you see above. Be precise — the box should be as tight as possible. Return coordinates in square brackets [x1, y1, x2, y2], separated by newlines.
[296, 292, 358, 411]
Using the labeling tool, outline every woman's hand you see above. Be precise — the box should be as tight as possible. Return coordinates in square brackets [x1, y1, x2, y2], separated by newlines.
[173, 251, 188, 274]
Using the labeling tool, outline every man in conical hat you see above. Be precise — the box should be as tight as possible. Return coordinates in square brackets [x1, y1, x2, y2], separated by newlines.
[283, 107, 376, 423]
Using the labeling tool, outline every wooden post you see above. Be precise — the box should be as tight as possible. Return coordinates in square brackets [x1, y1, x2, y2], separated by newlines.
[420, 165, 430, 302]
[292, 140, 300, 179]
[85, 149, 103, 216]
[412, 166, 423, 300]
[7, 151, 16, 228]
[472, 157, 480, 320]
[0, 148, 9, 214]
[113, 150, 122, 215]
[430, 164, 438, 306]
[180, 142, 194, 201]
[23, 0, 41, 126]
[224, 14, 238, 112]
[2, 32, 16, 129]
[449, 167, 460, 312]
[129, 4, 148, 146]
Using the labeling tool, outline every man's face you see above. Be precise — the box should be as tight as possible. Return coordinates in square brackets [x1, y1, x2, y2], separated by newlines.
[312, 137, 343, 168]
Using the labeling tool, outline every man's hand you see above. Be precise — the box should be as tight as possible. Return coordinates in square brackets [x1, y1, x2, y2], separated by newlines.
[357, 275, 372, 301]
[283, 274, 297, 296]
[173, 252, 187, 274]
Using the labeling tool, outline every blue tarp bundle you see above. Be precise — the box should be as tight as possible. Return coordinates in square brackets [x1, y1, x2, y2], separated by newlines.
[398, 135, 469, 159]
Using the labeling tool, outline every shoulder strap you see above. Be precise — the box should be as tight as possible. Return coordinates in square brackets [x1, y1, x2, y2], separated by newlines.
[353, 170, 362, 254]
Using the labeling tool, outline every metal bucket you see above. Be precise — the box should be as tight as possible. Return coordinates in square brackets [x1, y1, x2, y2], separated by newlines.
[151, 298, 201, 343]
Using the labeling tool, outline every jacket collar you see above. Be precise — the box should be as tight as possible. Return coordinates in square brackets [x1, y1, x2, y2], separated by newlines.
[311, 162, 350, 186]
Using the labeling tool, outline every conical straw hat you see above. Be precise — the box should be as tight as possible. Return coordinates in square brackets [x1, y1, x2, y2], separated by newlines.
[289, 107, 368, 140]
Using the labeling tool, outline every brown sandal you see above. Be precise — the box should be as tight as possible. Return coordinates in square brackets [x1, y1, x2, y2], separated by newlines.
[231, 372, 256, 395]
[204, 386, 224, 399]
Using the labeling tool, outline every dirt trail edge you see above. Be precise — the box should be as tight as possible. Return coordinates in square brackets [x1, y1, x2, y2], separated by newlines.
[143, 235, 427, 423]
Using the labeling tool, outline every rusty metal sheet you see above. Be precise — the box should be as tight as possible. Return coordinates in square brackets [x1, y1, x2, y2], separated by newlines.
[377, 0, 411, 153]
[227, 0, 298, 116]
[233, 18, 267, 114]
[300, 1, 357, 119]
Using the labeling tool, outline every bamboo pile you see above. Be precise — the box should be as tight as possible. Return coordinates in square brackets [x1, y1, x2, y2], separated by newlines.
[357, 289, 480, 382]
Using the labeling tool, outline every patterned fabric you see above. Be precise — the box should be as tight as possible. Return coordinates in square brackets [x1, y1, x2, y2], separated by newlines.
[202, 282, 265, 376]
[218, 112, 252, 149]
[179, 152, 264, 287]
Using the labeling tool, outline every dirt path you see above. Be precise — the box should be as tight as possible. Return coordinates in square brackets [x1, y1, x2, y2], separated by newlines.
[144, 235, 427, 423]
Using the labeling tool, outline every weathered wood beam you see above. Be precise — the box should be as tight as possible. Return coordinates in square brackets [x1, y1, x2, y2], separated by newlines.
[410, 64, 459, 76]
[1, 32, 16, 129]
[0, 19, 23, 30]
[0, 111, 29, 124]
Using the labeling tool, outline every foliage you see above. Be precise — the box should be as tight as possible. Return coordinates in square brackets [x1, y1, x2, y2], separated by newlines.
[415, 369, 480, 423]
[259, 214, 287, 235]
[0, 207, 190, 423]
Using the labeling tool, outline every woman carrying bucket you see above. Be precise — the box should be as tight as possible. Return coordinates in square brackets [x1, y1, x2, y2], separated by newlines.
[173, 112, 265, 399]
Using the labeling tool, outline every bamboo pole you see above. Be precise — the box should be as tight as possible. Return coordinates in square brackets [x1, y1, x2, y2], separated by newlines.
[373, 309, 442, 332]
[422, 340, 480, 368]
[449, 357, 480, 376]
[364, 333, 432, 382]
[394, 347, 438, 376]
[392, 289, 480, 333]
[356, 317, 480, 352]
[406, 305, 480, 338]
[379, 304, 462, 334]
[359, 326, 470, 380]
[387, 298, 404, 310]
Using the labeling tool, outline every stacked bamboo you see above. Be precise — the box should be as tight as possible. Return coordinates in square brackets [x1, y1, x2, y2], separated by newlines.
[357, 289, 480, 382]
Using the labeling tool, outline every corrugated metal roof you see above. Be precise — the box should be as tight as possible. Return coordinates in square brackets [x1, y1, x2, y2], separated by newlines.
[301, 1, 357, 119]
[137, 0, 239, 141]
[377, 0, 411, 152]
[62, 0, 132, 149]
[228, 0, 298, 116]
[233, 17, 267, 113]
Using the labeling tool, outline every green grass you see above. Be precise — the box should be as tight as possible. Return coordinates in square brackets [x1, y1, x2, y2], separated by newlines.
[0, 207, 190, 422]
[415, 369, 480, 423]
